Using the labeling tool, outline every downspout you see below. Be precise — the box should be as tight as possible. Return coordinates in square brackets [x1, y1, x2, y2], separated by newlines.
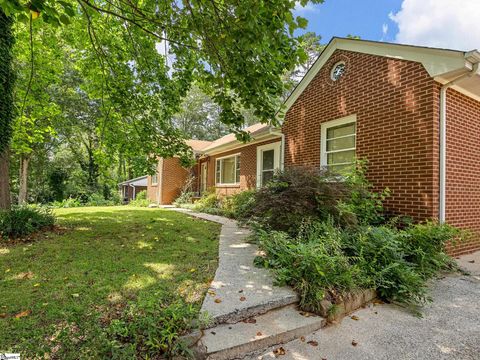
[439, 61, 479, 223]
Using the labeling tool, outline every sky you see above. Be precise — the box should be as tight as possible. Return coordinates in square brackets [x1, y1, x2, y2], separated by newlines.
[294, 0, 480, 51]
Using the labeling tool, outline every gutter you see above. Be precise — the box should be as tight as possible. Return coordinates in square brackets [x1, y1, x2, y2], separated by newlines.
[439, 54, 479, 223]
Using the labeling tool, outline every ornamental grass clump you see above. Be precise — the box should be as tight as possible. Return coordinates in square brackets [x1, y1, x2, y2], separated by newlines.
[0, 205, 55, 239]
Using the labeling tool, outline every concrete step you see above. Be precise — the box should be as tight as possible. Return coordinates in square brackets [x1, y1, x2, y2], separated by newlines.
[196, 304, 326, 360]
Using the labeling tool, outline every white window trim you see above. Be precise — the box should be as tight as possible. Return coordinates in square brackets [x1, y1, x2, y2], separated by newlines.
[215, 153, 241, 186]
[256, 142, 282, 188]
[320, 114, 357, 168]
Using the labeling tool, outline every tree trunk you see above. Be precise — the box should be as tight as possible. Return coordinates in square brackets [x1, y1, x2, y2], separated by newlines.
[0, 10, 14, 210]
[18, 154, 30, 205]
[0, 148, 11, 210]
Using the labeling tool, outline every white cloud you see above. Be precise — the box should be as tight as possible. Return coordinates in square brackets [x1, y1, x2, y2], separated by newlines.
[382, 23, 388, 36]
[390, 0, 480, 50]
[294, 1, 319, 15]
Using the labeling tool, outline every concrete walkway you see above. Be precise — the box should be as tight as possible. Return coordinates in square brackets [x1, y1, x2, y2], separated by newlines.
[170, 208, 298, 325]
[249, 251, 480, 360]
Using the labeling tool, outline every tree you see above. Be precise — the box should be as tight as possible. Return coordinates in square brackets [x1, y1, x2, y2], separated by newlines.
[283, 31, 324, 97]
[12, 24, 61, 204]
[0, 10, 15, 209]
[0, 0, 323, 209]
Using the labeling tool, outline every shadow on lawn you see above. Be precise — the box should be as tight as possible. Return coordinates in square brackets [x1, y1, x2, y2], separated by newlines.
[0, 207, 220, 357]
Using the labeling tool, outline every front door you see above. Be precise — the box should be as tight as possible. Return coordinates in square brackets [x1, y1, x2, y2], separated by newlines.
[257, 142, 281, 188]
[201, 162, 208, 194]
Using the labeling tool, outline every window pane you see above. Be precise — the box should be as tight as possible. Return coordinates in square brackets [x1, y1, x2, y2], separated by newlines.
[262, 170, 274, 186]
[262, 149, 275, 170]
[326, 123, 355, 139]
[329, 163, 354, 174]
[326, 135, 355, 151]
[221, 157, 236, 184]
[236, 156, 241, 183]
[327, 150, 356, 165]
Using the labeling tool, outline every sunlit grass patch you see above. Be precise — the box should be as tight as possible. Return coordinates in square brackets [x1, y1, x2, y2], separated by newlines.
[0, 206, 220, 358]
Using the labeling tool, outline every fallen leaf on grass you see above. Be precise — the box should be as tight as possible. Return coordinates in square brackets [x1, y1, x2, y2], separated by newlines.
[15, 310, 31, 318]
[307, 340, 318, 346]
[214, 298, 222, 303]
[5, 269, 10, 273]
[0, 313, 6, 318]
[72, 293, 80, 298]
[33, 283, 41, 287]
[273, 346, 286, 357]
[240, 296, 246, 301]
[350, 315, 359, 321]
[352, 340, 358, 346]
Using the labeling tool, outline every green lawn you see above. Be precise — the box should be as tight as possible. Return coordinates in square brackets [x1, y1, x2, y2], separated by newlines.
[0, 206, 220, 359]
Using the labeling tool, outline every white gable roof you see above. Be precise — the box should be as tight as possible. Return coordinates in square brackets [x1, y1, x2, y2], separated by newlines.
[281, 37, 480, 116]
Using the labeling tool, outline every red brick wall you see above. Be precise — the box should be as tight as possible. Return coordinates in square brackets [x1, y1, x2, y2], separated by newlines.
[146, 159, 162, 203]
[283, 50, 439, 221]
[161, 157, 191, 204]
[441, 87, 480, 255]
[204, 138, 281, 197]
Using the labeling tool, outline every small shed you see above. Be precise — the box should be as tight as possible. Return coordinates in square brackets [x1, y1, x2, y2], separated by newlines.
[118, 176, 148, 203]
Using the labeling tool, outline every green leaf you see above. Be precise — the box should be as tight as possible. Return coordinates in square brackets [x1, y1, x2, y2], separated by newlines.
[59, 14, 70, 24]
[17, 13, 29, 23]
[296, 16, 308, 29]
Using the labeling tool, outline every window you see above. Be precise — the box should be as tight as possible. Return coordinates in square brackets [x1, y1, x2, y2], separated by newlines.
[256, 142, 282, 187]
[330, 61, 346, 81]
[321, 115, 356, 173]
[151, 173, 158, 185]
[215, 154, 240, 185]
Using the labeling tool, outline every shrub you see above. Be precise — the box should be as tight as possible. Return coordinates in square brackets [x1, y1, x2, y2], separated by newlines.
[192, 189, 219, 212]
[255, 219, 459, 311]
[255, 220, 366, 312]
[240, 163, 387, 235]
[221, 190, 256, 219]
[0, 205, 56, 239]
[173, 175, 196, 206]
[51, 197, 82, 208]
[129, 191, 151, 207]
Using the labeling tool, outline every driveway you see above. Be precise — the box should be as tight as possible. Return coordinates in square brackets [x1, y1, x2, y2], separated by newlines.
[251, 252, 480, 360]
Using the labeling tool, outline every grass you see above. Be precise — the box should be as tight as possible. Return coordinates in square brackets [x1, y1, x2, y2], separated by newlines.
[0, 206, 220, 358]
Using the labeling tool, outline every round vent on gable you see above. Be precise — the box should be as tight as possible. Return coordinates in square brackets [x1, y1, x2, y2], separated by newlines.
[330, 61, 346, 81]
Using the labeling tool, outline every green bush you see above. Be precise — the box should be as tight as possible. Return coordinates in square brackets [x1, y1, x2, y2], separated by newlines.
[239, 163, 387, 235]
[255, 220, 366, 312]
[192, 189, 219, 213]
[220, 190, 257, 219]
[0, 205, 56, 239]
[51, 197, 82, 208]
[255, 219, 459, 310]
[129, 191, 151, 207]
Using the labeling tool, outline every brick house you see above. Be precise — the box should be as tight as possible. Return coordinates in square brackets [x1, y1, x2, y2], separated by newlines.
[147, 38, 480, 255]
